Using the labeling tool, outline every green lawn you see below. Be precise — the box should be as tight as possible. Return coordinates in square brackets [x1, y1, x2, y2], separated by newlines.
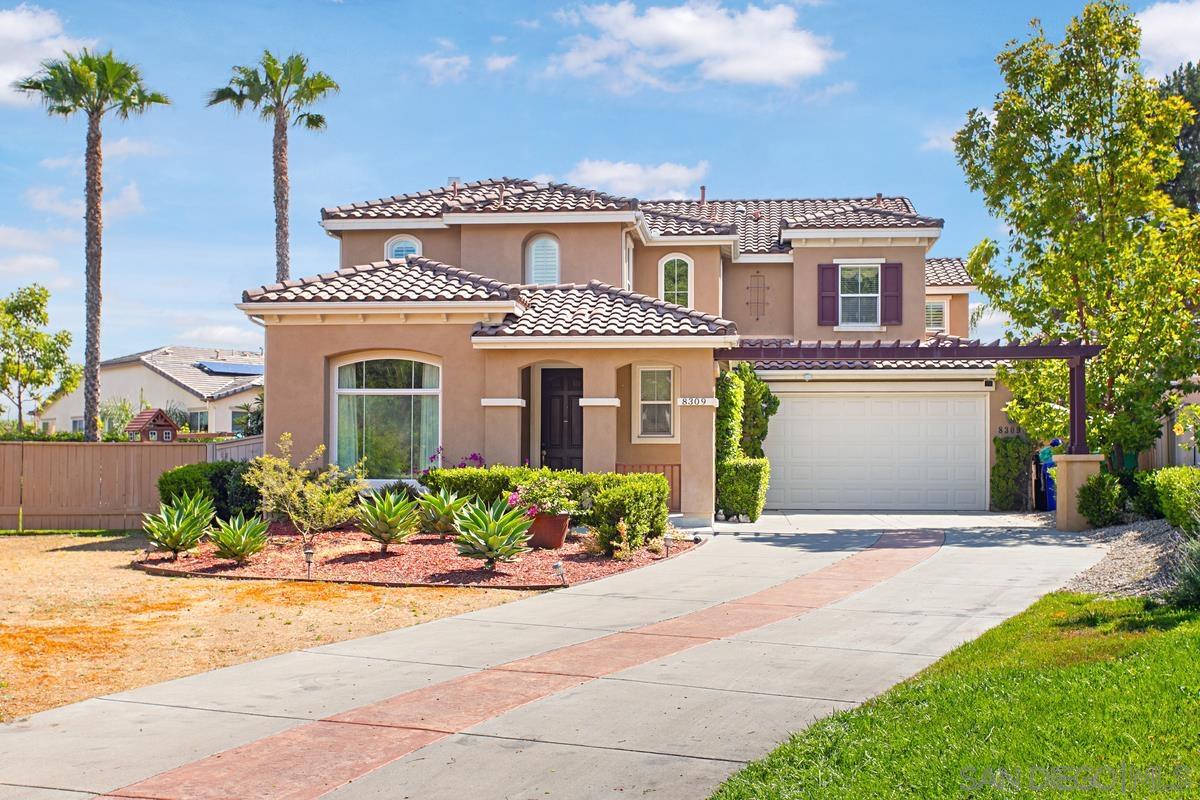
[712, 593, 1200, 799]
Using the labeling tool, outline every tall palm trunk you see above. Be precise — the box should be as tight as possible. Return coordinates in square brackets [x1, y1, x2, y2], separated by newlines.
[83, 112, 104, 442]
[272, 107, 289, 283]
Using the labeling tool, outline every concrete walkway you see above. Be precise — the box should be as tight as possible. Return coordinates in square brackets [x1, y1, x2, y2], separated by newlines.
[0, 513, 1103, 800]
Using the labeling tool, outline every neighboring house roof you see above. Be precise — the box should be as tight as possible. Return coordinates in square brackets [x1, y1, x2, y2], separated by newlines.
[476, 281, 737, 339]
[242, 257, 736, 339]
[242, 257, 517, 303]
[925, 257, 972, 287]
[99, 345, 264, 401]
[321, 178, 943, 255]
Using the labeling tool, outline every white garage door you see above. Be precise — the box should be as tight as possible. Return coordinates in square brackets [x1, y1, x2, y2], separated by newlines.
[764, 393, 987, 510]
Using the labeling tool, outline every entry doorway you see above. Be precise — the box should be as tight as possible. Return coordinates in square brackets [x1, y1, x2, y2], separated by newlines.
[540, 368, 583, 470]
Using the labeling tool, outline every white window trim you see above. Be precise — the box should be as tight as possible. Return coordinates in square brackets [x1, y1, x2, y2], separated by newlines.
[384, 234, 423, 261]
[925, 299, 948, 333]
[525, 234, 561, 284]
[657, 253, 694, 308]
[622, 235, 635, 291]
[837, 262, 881, 328]
[328, 350, 443, 486]
[632, 365, 680, 444]
[163, 430, 174, 442]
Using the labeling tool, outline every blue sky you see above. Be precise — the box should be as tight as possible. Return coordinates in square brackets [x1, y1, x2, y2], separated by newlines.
[1, 0, 1196, 374]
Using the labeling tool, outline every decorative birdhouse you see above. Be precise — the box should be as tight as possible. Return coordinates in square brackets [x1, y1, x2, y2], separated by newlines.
[124, 408, 180, 443]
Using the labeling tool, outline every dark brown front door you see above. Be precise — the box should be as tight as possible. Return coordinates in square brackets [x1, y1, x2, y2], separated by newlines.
[541, 368, 583, 470]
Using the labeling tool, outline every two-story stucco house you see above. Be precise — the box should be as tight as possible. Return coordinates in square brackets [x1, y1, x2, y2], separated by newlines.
[238, 177, 1007, 525]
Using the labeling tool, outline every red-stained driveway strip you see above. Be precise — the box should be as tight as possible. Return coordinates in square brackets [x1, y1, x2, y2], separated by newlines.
[104, 530, 943, 800]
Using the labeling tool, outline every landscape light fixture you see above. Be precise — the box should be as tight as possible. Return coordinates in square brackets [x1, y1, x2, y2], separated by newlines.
[304, 548, 315, 579]
[552, 561, 567, 586]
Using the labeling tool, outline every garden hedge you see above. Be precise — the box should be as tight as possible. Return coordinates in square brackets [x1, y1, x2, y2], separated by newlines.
[716, 457, 770, 521]
[1152, 466, 1200, 534]
[990, 436, 1034, 511]
[157, 460, 260, 518]
[1077, 471, 1126, 527]
[422, 465, 669, 550]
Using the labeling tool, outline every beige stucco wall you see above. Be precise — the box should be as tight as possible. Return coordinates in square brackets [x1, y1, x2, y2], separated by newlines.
[458, 223, 625, 286]
[338, 228, 463, 268]
[37, 363, 253, 433]
[262, 321, 717, 520]
[949, 294, 970, 338]
[631, 244, 723, 317]
[722, 262, 795, 338]
[791, 245, 929, 341]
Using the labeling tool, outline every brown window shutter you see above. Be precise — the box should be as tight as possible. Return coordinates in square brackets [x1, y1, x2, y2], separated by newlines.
[817, 264, 838, 326]
[881, 262, 903, 325]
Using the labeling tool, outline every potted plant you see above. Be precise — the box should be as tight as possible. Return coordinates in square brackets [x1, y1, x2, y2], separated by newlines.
[510, 475, 577, 549]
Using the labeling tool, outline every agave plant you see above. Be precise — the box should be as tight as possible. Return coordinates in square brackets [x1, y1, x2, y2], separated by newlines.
[142, 491, 213, 559]
[419, 487, 470, 539]
[454, 497, 534, 570]
[210, 512, 270, 564]
[358, 490, 420, 553]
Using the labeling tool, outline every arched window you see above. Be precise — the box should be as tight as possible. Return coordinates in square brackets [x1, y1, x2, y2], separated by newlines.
[385, 234, 422, 261]
[525, 234, 560, 284]
[658, 254, 693, 307]
[332, 355, 440, 480]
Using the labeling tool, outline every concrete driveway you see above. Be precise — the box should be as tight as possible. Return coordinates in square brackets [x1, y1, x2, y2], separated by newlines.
[0, 512, 1103, 800]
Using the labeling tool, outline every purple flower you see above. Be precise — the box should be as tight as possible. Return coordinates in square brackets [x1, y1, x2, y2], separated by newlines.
[507, 491, 521, 507]
[526, 504, 539, 518]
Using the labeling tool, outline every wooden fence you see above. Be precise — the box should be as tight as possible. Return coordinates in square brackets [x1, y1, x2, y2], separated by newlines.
[616, 463, 682, 512]
[0, 439, 259, 531]
[207, 434, 264, 463]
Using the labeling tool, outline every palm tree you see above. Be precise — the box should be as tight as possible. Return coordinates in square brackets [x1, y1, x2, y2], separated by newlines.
[209, 52, 339, 283]
[14, 50, 168, 442]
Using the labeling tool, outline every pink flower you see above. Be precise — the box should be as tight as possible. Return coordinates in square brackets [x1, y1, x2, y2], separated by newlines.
[507, 491, 521, 507]
[526, 504, 539, 518]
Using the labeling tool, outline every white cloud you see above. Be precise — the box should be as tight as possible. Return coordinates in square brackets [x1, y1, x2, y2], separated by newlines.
[178, 324, 263, 351]
[565, 158, 709, 198]
[803, 80, 854, 104]
[0, 4, 94, 106]
[485, 54, 518, 72]
[0, 223, 74, 250]
[0, 252, 57, 274]
[419, 51, 470, 84]
[26, 182, 143, 219]
[516, 18, 542, 29]
[1139, 0, 1200, 76]
[552, 1, 838, 91]
[971, 303, 1011, 341]
[39, 137, 162, 171]
[920, 126, 957, 152]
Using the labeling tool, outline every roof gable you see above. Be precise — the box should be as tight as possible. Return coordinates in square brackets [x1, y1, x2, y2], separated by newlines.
[101, 345, 264, 402]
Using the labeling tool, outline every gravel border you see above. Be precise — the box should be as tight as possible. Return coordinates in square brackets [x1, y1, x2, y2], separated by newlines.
[1064, 518, 1187, 598]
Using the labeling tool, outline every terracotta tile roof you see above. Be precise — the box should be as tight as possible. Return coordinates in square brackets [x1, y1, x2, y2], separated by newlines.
[925, 257, 972, 286]
[101, 345, 264, 401]
[241, 257, 517, 304]
[641, 196, 931, 253]
[321, 178, 637, 220]
[642, 208, 737, 236]
[475, 281, 737, 338]
[738, 338, 997, 371]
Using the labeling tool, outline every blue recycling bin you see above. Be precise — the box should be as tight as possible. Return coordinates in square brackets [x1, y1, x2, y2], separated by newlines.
[1040, 462, 1057, 511]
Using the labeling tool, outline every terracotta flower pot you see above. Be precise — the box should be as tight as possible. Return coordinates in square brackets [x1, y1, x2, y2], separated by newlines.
[528, 513, 570, 549]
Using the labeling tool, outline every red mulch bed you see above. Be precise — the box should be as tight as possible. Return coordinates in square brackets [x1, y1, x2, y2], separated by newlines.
[137, 528, 698, 589]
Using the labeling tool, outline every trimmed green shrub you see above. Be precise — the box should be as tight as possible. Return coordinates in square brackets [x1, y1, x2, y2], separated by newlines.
[143, 491, 214, 559]
[210, 512, 269, 563]
[1171, 537, 1200, 607]
[422, 465, 538, 504]
[158, 460, 261, 518]
[734, 362, 779, 458]
[1077, 471, 1126, 527]
[1154, 466, 1200, 534]
[357, 490, 420, 553]
[454, 497, 534, 569]
[592, 473, 670, 552]
[716, 457, 770, 521]
[990, 436, 1035, 511]
[1131, 470, 1164, 518]
[715, 370, 745, 463]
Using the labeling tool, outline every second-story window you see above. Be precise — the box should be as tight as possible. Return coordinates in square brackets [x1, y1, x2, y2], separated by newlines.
[659, 254, 692, 307]
[925, 300, 947, 333]
[839, 264, 880, 327]
[525, 234, 560, 284]
[386, 234, 422, 261]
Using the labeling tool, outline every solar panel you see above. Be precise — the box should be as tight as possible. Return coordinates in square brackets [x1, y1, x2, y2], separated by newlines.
[196, 360, 264, 376]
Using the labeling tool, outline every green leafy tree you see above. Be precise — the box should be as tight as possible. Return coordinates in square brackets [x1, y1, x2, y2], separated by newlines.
[208, 52, 339, 282]
[954, 1, 1200, 464]
[99, 396, 135, 434]
[14, 50, 168, 442]
[0, 285, 81, 432]
[733, 362, 780, 458]
[1159, 61, 1200, 211]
